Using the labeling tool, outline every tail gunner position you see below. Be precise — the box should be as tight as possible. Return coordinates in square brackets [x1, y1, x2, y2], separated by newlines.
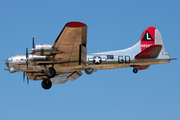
[4, 22, 172, 90]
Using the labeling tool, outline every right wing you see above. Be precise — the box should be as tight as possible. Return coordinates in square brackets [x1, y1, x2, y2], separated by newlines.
[36, 22, 87, 71]
[52, 21, 87, 67]
[53, 22, 87, 48]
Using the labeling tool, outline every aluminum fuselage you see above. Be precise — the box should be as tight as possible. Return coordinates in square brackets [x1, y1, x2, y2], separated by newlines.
[5, 48, 171, 73]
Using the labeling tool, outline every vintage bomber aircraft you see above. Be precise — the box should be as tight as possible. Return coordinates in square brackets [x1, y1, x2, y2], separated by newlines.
[4, 21, 172, 90]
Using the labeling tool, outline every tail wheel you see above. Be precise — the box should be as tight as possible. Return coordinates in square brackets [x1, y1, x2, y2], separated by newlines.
[45, 67, 56, 78]
[85, 68, 93, 75]
[41, 79, 52, 90]
[133, 68, 138, 73]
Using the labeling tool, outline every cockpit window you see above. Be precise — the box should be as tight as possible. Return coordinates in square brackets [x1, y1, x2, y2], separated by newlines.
[8, 58, 13, 62]
[107, 55, 114, 59]
[29, 51, 33, 55]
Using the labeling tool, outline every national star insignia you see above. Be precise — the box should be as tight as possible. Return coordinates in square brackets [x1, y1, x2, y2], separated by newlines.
[94, 56, 101, 63]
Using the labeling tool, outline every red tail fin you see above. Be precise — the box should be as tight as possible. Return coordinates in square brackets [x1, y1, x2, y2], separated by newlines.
[140, 27, 156, 51]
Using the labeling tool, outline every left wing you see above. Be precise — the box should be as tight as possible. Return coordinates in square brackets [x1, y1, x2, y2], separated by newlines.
[50, 71, 82, 84]
[26, 71, 83, 84]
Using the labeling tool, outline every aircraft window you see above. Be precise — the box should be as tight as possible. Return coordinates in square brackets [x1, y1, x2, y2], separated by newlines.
[29, 51, 33, 54]
[107, 55, 114, 59]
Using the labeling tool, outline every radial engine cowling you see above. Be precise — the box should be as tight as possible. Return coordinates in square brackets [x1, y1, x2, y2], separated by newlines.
[9, 67, 18, 73]
[35, 44, 53, 51]
[31, 55, 47, 61]
[31, 44, 57, 55]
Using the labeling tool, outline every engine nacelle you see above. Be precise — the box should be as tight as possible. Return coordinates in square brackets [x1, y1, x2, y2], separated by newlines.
[35, 44, 53, 51]
[30, 55, 47, 61]
[9, 67, 18, 73]
[31, 44, 58, 55]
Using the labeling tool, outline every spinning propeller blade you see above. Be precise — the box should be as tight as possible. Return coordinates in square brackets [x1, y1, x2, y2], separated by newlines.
[27, 76, 29, 85]
[4, 68, 9, 71]
[32, 36, 35, 49]
[23, 72, 29, 85]
[26, 47, 28, 70]
[23, 72, 25, 82]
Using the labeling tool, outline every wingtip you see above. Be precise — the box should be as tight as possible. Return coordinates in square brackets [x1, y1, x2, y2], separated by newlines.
[66, 21, 87, 27]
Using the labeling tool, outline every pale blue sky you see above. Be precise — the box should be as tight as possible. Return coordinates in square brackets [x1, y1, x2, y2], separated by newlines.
[0, 0, 179, 120]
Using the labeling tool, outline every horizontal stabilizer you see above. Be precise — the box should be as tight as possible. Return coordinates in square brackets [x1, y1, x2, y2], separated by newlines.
[135, 45, 162, 59]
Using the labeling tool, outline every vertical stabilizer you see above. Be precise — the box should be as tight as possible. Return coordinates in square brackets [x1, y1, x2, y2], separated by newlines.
[140, 27, 165, 53]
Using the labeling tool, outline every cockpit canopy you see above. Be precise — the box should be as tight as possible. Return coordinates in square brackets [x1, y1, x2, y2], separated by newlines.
[7, 55, 26, 62]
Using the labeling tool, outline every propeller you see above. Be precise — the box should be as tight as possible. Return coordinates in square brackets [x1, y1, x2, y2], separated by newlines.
[22, 37, 35, 84]
[32, 36, 36, 54]
[4, 68, 9, 71]
[27, 76, 29, 85]
[32, 36, 35, 49]
[23, 72, 29, 85]
[23, 72, 25, 82]
[26, 47, 28, 70]
[23, 36, 35, 84]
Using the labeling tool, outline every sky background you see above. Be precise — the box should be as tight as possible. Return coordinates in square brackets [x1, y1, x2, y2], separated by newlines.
[0, 0, 180, 120]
